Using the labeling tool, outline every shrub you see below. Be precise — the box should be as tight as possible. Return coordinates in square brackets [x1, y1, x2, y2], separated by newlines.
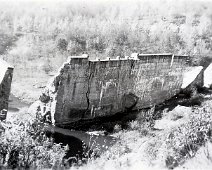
[0, 119, 67, 169]
[57, 38, 68, 51]
[165, 101, 212, 168]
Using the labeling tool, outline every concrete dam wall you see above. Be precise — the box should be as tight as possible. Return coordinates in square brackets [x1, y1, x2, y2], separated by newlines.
[38, 53, 188, 126]
[0, 59, 13, 119]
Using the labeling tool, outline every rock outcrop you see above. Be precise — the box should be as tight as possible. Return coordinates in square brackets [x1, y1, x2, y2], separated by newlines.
[0, 59, 13, 120]
[33, 53, 189, 127]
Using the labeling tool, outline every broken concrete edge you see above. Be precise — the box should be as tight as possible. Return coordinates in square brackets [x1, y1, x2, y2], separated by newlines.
[0, 59, 14, 117]
[181, 66, 203, 89]
[181, 62, 212, 91]
[204, 63, 212, 88]
[35, 55, 83, 125]
[68, 53, 189, 62]
[37, 56, 75, 125]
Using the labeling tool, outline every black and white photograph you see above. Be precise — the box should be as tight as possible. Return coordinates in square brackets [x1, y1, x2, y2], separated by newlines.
[0, 0, 212, 169]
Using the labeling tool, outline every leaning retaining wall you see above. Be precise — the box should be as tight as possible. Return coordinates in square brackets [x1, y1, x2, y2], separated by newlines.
[41, 53, 188, 125]
[0, 59, 13, 114]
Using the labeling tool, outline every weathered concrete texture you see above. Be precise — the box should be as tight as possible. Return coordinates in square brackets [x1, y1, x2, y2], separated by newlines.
[0, 59, 13, 114]
[40, 53, 188, 126]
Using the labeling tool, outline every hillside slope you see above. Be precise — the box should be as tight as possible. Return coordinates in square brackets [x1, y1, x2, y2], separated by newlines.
[0, 0, 212, 102]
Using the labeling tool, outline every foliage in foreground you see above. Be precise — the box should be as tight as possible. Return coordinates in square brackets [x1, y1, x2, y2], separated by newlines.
[0, 119, 67, 169]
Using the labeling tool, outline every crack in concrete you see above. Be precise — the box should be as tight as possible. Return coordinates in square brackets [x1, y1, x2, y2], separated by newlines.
[82, 67, 93, 119]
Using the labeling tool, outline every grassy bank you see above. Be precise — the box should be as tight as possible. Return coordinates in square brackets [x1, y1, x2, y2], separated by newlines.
[68, 95, 212, 170]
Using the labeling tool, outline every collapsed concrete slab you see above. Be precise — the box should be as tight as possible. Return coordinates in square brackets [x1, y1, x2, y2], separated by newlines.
[32, 53, 188, 127]
[204, 63, 212, 88]
[0, 59, 13, 120]
[181, 66, 203, 91]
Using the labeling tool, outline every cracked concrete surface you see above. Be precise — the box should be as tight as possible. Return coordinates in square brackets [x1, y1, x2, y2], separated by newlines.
[0, 59, 13, 114]
[38, 54, 188, 126]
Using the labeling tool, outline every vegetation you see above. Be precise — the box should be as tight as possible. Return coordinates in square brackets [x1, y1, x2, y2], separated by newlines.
[2, 95, 212, 169]
[1, 0, 212, 58]
[66, 96, 212, 170]
[1, 0, 212, 169]
[165, 102, 212, 168]
[0, 0, 212, 101]
[0, 115, 67, 169]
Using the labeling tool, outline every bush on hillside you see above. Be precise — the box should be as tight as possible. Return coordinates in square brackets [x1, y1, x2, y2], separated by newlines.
[57, 38, 68, 51]
[1, 0, 212, 59]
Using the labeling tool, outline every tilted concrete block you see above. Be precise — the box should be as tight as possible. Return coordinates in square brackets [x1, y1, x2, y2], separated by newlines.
[0, 59, 14, 117]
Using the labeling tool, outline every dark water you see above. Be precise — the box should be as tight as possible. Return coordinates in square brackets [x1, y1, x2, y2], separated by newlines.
[46, 125, 116, 164]
[8, 94, 115, 163]
[52, 132, 90, 163]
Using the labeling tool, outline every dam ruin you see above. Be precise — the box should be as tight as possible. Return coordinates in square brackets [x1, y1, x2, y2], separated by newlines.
[0, 59, 13, 120]
[37, 53, 189, 127]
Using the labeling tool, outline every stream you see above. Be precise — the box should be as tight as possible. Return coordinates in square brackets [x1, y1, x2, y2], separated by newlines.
[7, 94, 116, 164]
[8, 89, 209, 164]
